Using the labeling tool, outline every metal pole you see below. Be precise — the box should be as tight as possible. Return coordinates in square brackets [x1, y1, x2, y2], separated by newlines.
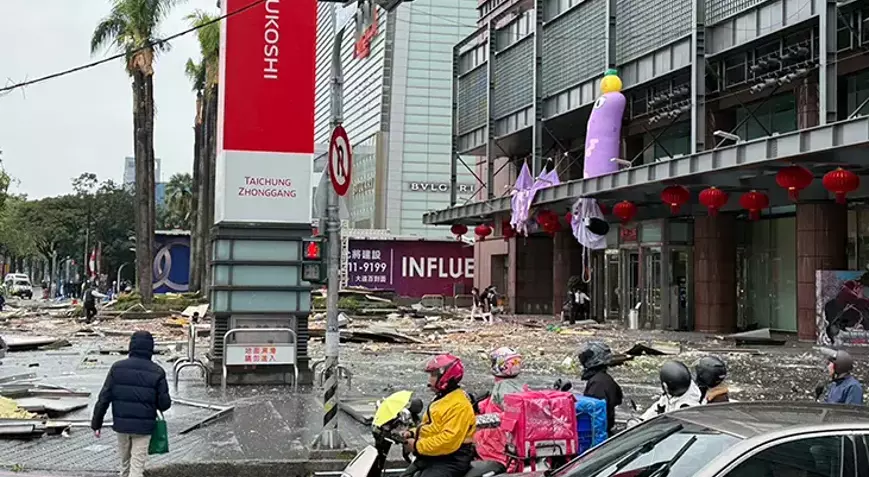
[315, 10, 348, 451]
[117, 262, 129, 294]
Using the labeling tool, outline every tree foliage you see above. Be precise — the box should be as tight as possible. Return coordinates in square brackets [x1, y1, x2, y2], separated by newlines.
[158, 172, 194, 230]
[0, 175, 135, 280]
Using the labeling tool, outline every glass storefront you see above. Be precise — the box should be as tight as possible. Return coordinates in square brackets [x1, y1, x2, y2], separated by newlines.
[601, 220, 693, 330]
[737, 216, 798, 331]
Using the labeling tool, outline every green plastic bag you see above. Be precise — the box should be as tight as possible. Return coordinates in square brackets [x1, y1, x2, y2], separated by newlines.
[148, 413, 169, 455]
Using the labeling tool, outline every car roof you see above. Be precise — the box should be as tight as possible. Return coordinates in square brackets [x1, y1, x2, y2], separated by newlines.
[665, 401, 869, 439]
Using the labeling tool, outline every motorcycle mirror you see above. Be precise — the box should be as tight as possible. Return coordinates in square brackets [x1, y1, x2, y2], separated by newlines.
[409, 398, 424, 416]
[560, 381, 573, 392]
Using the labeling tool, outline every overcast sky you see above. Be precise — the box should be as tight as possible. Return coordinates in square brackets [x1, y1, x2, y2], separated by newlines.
[0, 0, 217, 198]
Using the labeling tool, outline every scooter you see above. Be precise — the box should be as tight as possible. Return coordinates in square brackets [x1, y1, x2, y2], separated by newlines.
[341, 391, 503, 477]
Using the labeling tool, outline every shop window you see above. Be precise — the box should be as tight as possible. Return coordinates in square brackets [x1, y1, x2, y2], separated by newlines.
[739, 217, 797, 332]
[862, 6, 869, 45]
[651, 122, 691, 162]
[724, 54, 747, 87]
[846, 208, 869, 270]
[735, 94, 797, 141]
[845, 70, 869, 118]
[838, 12, 855, 51]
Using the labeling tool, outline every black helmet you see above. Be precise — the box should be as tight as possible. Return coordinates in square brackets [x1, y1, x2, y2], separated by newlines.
[578, 342, 613, 370]
[695, 356, 727, 390]
[829, 350, 854, 375]
[660, 361, 692, 397]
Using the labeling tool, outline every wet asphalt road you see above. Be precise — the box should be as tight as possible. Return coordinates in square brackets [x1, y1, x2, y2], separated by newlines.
[1, 317, 867, 475]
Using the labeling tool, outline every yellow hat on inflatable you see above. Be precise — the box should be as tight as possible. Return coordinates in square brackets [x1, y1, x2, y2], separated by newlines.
[600, 68, 622, 94]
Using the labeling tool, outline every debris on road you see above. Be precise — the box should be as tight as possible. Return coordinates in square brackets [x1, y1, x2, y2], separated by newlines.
[728, 328, 787, 346]
[624, 342, 682, 356]
[175, 397, 235, 434]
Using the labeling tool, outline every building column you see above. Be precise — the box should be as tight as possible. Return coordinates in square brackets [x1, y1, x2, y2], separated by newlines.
[819, 0, 838, 124]
[690, 0, 706, 153]
[796, 202, 847, 341]
[693, 215, 737, 333]
[531, 0, 544, 175]
[485, 22, 496, 199]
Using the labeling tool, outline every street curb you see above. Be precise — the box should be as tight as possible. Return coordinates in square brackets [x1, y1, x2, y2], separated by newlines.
[145, 458, 407, 477]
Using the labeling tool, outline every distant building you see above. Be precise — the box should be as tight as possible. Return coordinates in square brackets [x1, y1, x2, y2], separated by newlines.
[122, 157, 166, 209]
[122, 156, 162, 189]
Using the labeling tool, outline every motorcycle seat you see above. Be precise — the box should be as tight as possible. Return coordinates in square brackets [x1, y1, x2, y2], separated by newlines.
[464, 460, 506, 477]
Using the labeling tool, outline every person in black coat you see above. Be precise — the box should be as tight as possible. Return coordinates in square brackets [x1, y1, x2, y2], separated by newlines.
[578, 341, 623, 436]
[91, 331, 171, 477]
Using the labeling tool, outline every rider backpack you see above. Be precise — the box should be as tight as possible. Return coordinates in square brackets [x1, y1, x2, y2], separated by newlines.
[501, 389, 579, 471]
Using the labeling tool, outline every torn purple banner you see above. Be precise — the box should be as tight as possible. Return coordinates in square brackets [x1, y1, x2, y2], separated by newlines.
[510, 163, 560, 236]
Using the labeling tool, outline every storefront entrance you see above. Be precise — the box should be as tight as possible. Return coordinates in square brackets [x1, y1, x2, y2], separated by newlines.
[607, 220, 694, 330]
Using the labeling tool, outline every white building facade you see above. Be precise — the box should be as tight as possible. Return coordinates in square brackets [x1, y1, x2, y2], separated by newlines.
[314, 0, 478, 238]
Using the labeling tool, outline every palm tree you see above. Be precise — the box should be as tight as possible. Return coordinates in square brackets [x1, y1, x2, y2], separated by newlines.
[187, 10, 219, 297]
[165, 173, 194, 229]
[90, 0, 182, 305]
[185, 58, 204, 292]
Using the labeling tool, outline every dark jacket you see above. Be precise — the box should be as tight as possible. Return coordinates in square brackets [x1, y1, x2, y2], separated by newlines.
[825, 375, 864, 405]
[91, 331, 171, 435]
[583, 367, 623, 435]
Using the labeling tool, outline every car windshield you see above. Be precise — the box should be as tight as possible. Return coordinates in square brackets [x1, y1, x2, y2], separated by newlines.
[14, 280, 29, 286]
[555, 416, 742, 477]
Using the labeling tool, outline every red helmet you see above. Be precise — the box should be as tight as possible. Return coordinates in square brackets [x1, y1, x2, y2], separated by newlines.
[424, 354, 464, 392]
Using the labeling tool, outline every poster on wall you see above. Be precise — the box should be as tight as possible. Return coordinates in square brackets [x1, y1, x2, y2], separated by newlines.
[152, 234, 191, 294]
[816, 270, 869, 346]
[346, 239, 474, 298]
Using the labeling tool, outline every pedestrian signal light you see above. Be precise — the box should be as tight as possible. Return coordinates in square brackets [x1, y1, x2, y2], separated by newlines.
[305, 241, 322, 260]
[302, 238, 327, 285]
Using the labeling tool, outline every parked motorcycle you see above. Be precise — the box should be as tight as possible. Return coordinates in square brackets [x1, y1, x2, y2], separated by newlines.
[341, 390, 502, 477]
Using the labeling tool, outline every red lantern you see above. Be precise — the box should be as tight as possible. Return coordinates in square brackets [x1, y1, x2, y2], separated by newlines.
[450, 224, 467, 240]
[823, 168, 860, 205]
[565, 212, 573, 225]
[535, 209, 556, 226]
[598, 203, 610, 215]
[501, 220, 515, 241]
[739, 190, 769, 221]
[775, 165, 813, 202]
[698, 187, 729, 216]
[612, 201, 637, 223]
[661, 185, 690, 214]
[475, 223, 492, 241]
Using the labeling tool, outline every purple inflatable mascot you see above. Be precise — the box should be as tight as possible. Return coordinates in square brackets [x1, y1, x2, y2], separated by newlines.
[583, 69, 626, 178]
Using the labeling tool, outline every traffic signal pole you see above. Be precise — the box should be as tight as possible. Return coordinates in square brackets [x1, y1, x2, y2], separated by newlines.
[313, 0, 413, 453]
[313, 4, 351, 452]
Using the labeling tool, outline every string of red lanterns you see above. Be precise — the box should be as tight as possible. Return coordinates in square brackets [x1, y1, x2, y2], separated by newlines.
[449, 167, 862, 237]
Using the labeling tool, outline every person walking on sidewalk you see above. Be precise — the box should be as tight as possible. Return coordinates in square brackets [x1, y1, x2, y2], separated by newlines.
[91, 331, 172, 477]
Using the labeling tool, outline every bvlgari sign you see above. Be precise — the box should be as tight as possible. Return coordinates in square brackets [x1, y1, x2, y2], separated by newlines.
[408, 182, 474, 193]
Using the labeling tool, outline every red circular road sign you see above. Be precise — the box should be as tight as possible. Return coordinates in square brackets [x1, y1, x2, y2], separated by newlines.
[328, 125, 352, 197]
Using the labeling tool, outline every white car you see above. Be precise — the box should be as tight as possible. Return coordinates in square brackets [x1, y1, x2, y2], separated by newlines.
[3, 274, 33, 300]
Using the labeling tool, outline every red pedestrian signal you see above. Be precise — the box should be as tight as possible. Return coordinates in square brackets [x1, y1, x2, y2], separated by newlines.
[305, 241, 321, 260]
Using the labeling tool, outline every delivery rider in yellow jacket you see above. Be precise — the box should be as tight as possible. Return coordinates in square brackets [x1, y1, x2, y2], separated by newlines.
[402, 354, 476, 477]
